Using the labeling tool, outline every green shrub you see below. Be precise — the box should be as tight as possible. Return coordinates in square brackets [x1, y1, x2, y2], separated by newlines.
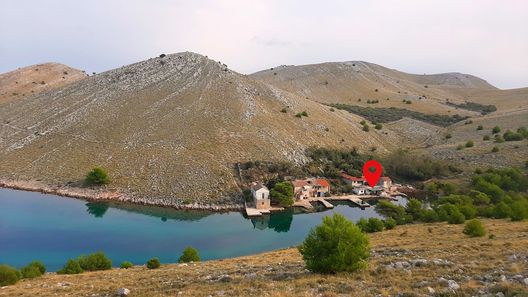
[483, 135, 490, 140]
[445, 133, 452, 139]
[491, 146, 499, 153]
[298, 213, 370, 273]
[494, 135, 504, 143]
[57, 259, 83, 275]
[477, 125, 483, 130]
[120, 261, 133, 269]
[366, 217, 384, 233]
[179, 246, 200, 263]
[421, 209, 439, 222]
[456, 144, 464, 150]
[445, 102, 496, 114]
[0, 265, 21, 286]
[85, 167, 109, 186]
[517, 127, 528, 138]
[503, 130, 523, 141]
[383, 217, 397, 229]
[374, 123, 383, 130]
[362, 124, 370, 132]
[360, 120, 366, 125]
[405, 100, 412, 104]
[492, 126, 501, 134]
[493, 202, 512, 219]
[20, 261, 46, 279]
[447, 210, 465, 224]
[280, 107, 288, 113]
[465, 140, 474, 148]
[510, 199, 528, 221]
[295, 113, 302, 118]
[463, 219, 486, 237]
[77, 252, 112, 271]
[356, 218, 369, 232]
[405, 198, 423, 221]
[329, 108, 335, 112]
[301, 111, 308, 117]
[375, 200, 409, 224]
[146, 257, 161, 269]
[270, 182, 294, 207]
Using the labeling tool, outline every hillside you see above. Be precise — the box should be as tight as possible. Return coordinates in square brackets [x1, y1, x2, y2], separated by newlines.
[0, 53, 410, 207]
[0, 63, 86, 104]
[1, 219, 526, 296]
[252, 61, 528, 170]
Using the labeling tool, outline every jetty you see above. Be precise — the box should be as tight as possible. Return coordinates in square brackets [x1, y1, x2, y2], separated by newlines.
[244, 202, 283, 217]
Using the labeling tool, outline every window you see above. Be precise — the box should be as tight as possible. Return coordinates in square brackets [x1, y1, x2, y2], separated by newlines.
[262, 193, 265, 199]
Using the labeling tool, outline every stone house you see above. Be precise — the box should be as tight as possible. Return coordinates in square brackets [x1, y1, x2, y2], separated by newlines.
[340, 172, 366, 187]
[251, 183, 270, 210]
[292, 178, 331, 199]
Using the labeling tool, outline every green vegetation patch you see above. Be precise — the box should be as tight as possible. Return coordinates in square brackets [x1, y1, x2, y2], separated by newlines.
[329, 104, 468, 127]
[445, 101, 497, 115]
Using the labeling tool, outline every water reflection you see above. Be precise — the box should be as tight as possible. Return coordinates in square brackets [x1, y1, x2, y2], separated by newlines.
[85, 202, 109, 218]
[251, 209, 294, 232]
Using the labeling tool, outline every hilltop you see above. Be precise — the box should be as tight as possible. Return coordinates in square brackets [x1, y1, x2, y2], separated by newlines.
[1, 219, 526, 296]
[0, 63, 86, 104]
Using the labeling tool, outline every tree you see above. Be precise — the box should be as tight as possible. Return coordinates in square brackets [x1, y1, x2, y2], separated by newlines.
[384, 217, 397, 229]
[270, 182, 294, 207]
[405, 198, 423, 221]
[146, 257, 161, 269]
[120, 261, 133, 269]
[77, 252, 112, 271]
[463, 219, 486, 237]
[85, 167, 109, 186]
[20, 261, 46, 279]
[57, 259, 83, 274]
[298, 213, 370, 273]
[179, 246, 200, 263]
[0, 265, 21, 286]
[374, 123, 383, 130]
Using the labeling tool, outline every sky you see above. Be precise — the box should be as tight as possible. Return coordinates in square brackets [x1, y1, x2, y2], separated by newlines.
[1, 0, 527, 89]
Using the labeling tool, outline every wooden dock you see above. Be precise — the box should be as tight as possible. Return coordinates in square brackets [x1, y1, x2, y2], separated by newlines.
[325, 195, 372, 207]
[293, 200, 314, 210]
[244, 202, 283, 217]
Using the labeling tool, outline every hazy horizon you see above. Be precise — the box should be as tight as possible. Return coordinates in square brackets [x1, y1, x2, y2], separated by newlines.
[1, 0, 527, 89]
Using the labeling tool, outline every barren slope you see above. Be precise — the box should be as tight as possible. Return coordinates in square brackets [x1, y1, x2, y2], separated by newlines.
[0, 52, 409, 206]
[251, 61, 498, 116]
[0, 63, 86, 104]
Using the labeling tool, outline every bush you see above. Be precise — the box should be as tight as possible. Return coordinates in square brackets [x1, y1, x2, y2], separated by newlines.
[421, 209, 439, 222]
[179, 246, 200, 263]
[85, 167, 109, 186]
[493, 202, 512, 219]
[367, 218, 385, 232]
[0, 265, 21, 286]
[301, 111, 308, 117]
[483, 135, 490, 140]
[57, 259, 83, 274]
[270, 182, 294, 207]
[510, 199, 528, 221]
[120, 261, 133, 269]
[492, 126, 501, 134]
[465, 140, 474, 148]
[477, 125, 483, 130]
[362, 124, 370, 132]
[447, 210, 465, 224]
[456, 144, 464, 150]
[298, 213, 370, 273]
[375, 200, 409, 224]
[491, 146, 499, 153]
[20, 261, 46, 279]
[503, 130, 523, 141]
[280, 107, 288, 113]
[374, 123, 383, 130]
[77, 252, 112, 271]
[384, 217, 397, 229]
[463, 219, 486, 237]
[360, 120, 366, 125]
[146, 257, 161, 269]
[494, 135, 504, 143]
[405, 198, 423, 221]
[445, 133, 452, 139]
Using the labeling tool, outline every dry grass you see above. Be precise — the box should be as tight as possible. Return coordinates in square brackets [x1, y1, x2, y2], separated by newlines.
[2, 219, 527, 296]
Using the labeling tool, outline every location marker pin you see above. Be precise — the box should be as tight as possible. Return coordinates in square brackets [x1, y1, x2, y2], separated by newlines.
[363, 160, 382, 187]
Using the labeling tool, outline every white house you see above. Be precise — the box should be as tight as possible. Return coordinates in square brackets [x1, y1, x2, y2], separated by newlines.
[377, 177, 393, 190]
[352, 187, 368, 195]
[251, 183, 271, 210]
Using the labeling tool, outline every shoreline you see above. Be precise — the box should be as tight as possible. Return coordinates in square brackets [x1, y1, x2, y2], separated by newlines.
[0, 179, 245, 212]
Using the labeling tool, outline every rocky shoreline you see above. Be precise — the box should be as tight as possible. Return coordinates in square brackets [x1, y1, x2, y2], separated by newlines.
[0, 179, 244, 212]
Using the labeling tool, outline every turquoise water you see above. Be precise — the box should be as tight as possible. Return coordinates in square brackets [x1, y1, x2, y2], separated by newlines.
[0, 188, 404, 271]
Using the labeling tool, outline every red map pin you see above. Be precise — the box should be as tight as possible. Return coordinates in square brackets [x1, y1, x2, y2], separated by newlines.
[363, 160, 382, 187]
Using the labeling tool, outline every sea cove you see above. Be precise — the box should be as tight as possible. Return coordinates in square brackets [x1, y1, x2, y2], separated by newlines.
[0, 188, 405, 271]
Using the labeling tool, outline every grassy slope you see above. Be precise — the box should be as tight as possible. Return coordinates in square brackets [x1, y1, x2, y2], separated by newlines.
[2, 219, 527, 296]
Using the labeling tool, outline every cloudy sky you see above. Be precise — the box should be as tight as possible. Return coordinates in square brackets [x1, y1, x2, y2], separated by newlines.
[1, 0, 527, 89]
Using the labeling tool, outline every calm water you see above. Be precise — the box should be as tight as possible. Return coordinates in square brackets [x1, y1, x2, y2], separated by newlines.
[0, 188, 405, 271]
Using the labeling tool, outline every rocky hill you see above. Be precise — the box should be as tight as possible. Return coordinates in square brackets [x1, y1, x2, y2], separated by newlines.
[0, 63, 86, 104]
[1, 219, 526, 296]
[1, 53, 526, 205]
[0, 53, 408, 207]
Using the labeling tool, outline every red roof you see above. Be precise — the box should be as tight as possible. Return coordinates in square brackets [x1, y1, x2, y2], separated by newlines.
[315, 179, 330, 188]
[340, 172, 365, 182]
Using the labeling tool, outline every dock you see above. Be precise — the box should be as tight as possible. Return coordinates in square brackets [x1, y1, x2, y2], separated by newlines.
[293, 200, 314, 210]
[315, 198, 334, 209]
[325, 195, 372, 208]
[244, 202, 283, 217]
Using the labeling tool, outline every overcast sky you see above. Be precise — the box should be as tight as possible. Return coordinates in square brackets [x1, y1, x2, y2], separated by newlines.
[1, 0, 527, 89]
